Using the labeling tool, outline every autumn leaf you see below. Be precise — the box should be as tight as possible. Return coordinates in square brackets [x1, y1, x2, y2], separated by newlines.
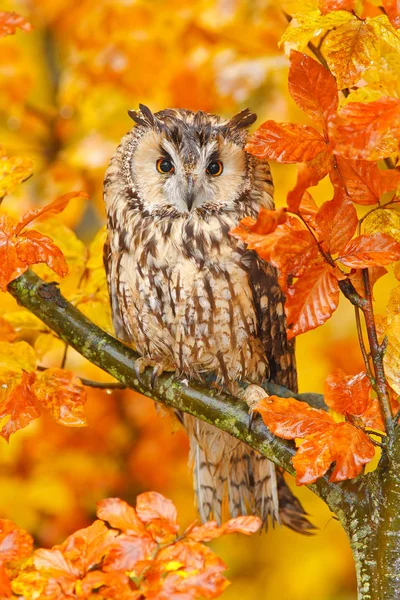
[0, 11, 32, 37]
[332, 97, 400, 160]
[324, 369, 371, 416]
[280, 10, 353, 53]
[323, 19, 379, 89]
[364, 209, 400, 244]
[33, 368, 87, 427]
[254, 396, 375, 484]
[293, 422, 375, 484]
[0, 154, 34, 200]
[338, 233, 400, 268]
[288, 50, 338, 129]
[348, 266, 387, 298]
[0, 519, 33, 563]
[14, 231, 68, 279]
[287, 151, 332, 213]
[136, 491, 179, 543]
[315, 191, 358, 254]
[253, 395, 335, 439]
[331, 158, 400, 205]
[15, 191, 89, 234]
[187, 516, 262, 542]
[285, 262, 340, 338]
[318, 0, 355, 13]
[97, 498, 148, 536]
[245, 121, 327, 163]
[0, 371, 40, 442]
[383, 0, 400, 29]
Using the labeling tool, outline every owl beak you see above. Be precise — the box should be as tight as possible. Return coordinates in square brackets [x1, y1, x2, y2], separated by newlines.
[185, 175, 195, 211]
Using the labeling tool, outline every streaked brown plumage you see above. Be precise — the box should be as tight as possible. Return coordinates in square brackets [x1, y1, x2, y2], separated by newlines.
[103, 105, 313, 533]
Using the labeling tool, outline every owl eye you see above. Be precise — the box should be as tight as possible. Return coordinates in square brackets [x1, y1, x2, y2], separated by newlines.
[206, 160, 223, 176]
[156, 158, 174, 174]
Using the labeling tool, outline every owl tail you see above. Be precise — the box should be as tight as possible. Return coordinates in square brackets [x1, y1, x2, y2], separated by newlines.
[185, 416, 315, 534]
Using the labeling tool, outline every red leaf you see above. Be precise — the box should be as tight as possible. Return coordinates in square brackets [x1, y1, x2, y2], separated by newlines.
[383, 0, 400, 29]
[288, 51, 338, 129]
[15, 191, 89, 234]
[0, 11, 32, 37]
[246, 122, 327, 163]
[187, 516, 262, 542]
[332, 157, 396, 205]
[33, 368, 87, 427]
[292, 422, 375, 484]
[319, 0, 355, 12]
[339, 233, 400, 268]
[324, 369, 371, 415]
[298, 192, 319, 227]
[328, 422, 375, 482]
[0, 564, 12, 598]
[253, 395, 335, 439]
[0, 229, 26, 292]
[287, 151, 332, 213]
[285, 262, 340, 338]
[332, 97, 400, 160]
[0, 519, 33, 563]
[269, 229, 319, 287]
[348, 266, 387, 298]
[0, 371, 41, 442]
[136, 492, 179, 543]
[97, 498, 148, 536]
[315, 190, 358, 253]
[16, 231, 68, 278]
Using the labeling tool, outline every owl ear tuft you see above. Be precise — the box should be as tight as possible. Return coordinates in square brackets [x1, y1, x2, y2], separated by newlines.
[227, 108, 257, 131]
[128, 104, 157, 128]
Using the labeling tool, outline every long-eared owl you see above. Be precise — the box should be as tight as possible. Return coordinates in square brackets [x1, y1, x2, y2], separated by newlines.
[103, 105, 312, 533]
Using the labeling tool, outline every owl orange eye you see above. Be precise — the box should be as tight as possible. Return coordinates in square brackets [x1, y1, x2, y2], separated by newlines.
[206, 160, 223, 176]
[156, 159, 174, 174]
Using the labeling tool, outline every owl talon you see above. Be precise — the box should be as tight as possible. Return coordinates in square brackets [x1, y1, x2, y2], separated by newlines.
[150, 367, 158, 389]
[134, 361, 144, 385]
[248, 410, 256, 432]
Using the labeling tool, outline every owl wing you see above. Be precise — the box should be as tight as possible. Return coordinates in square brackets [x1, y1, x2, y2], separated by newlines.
[244, 250, 298, 393]
[103, 238, 131, 342]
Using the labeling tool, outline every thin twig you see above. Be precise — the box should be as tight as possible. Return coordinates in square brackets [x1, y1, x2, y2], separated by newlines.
[79, 378, 127, 390]
[60, 342, 69, 369]
[354, 306, 375, 385]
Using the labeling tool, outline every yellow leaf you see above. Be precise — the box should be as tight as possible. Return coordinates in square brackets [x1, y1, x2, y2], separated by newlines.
[0, 155, 34, 200]
[33, 333, 59, 360]
[282, 0, 319, 15]
[340, 86, 383, 107]
[33, 368, 87, 427]
[86, 226, 107, 271]
[364, 209, 400, 244]
[280, 10, 353, 53]
[2, 311, 46, 333]
[323, 19, 380, 88]
[387, 284, 400, 323]
[34, 218, 87, 270]
[383, 314, 400, 395]
[0, 341, 36, 372]
[78, 299, 114, 335]
[369, 14, 400, 54]
[364, 50, 400, 97]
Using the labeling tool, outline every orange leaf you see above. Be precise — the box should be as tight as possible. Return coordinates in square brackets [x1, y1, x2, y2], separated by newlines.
[136, 492, 179, 543]
[0, 11, 32, 37]
[332, 97, 400, 160]
[348, 266, 387, 298]
[285, 262, 340, 338]
[0, 519, 33, 563]
[56, 520, 117, 573]
[383, 0, 400, 29]
[0, 371, 41, 442]
[97, 498, 148, 536]
[0, 564, 12, 598]
[288, 51, 338, 130]
[103, 534, 157, 572]
[33, 368, 87, 427]
[332, 158, 398, 206]
[187, 516, 262, 542]
[253, 395, 335, 439]
[315, 190, 358, 253]
[15, 191, 89, 234]
[324, 369, 371, 415]
[298, 192, 319, 227]
[287, 151, 332, 213]
[16, 231, 68, 278]
[0, 227, 27, 292]
[249, 207, 287, 234]
[339, 233, 400, 268]
[245, 121, 327, 163]
[292, 422, 375, 484]
[0, 318, 16, 342]
[269, 229, 319, 287]
[319, 0, 355, 13]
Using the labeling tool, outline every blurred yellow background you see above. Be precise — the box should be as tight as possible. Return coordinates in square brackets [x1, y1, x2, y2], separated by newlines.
[1, 0, 383, 597]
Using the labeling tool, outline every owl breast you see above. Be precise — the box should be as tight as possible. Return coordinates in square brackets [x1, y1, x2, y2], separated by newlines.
[113, 211, 267, 386]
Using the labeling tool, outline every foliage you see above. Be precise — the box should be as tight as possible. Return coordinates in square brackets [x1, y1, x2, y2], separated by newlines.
[0, 492, 261, 599]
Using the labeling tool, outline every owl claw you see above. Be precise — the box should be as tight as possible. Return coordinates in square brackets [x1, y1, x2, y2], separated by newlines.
[134, 361, 144, 385]
[150, 367, 158, 389]
[248, 410, 256, 433]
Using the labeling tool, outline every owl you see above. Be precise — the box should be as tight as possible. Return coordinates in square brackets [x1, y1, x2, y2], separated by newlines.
[103, 105, 312, 533]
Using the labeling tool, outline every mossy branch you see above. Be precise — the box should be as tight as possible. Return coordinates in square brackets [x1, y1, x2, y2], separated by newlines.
[8, 270, 348, 507]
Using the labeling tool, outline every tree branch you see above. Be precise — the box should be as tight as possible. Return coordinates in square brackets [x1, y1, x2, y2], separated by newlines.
[7, 270, 347, 506]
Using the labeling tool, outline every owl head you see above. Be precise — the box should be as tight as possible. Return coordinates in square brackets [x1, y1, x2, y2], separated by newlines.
[104, 105, 273, 219]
